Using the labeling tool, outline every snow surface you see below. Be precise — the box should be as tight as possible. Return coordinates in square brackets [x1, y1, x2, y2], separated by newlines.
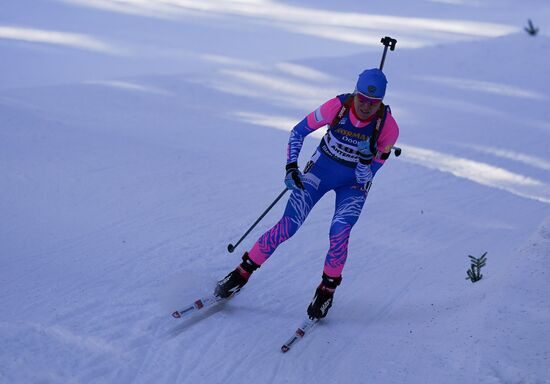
[1, 1, 550, 383]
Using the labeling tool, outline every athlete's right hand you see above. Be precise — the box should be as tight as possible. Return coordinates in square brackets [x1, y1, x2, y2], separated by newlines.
[285, 162, 305, 190]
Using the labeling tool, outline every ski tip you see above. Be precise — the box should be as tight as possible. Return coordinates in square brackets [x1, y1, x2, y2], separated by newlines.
[281, 345, 290, 353]
[171, 311, 181, 318]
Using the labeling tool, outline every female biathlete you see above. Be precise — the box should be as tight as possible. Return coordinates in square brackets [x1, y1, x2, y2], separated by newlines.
[216, 68, 400, 320]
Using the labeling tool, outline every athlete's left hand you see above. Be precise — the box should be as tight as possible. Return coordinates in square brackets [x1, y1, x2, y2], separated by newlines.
[357, 140, 375, 164]
[355, 162, 373, 192]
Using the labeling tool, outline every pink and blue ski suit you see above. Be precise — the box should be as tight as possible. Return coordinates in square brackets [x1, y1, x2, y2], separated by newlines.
[248, 94, 400, 278]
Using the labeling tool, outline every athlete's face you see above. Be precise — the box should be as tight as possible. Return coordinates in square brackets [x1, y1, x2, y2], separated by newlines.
[354, 92, 382, 120]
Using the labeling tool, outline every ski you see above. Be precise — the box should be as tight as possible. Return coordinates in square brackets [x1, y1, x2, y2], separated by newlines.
[281, 318, 319, 353]
[171, 294, 225, 319]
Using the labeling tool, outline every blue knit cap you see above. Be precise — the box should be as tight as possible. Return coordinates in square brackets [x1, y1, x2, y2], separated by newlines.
[355, 68, 387, 100]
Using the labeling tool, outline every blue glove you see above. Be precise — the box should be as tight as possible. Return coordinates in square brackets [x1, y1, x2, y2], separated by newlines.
[355, 162, 373, 192]
[357, 140, 375, 165]
[285, 162, 305, 190]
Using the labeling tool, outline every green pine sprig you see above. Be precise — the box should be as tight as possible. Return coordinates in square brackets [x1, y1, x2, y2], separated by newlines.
[466, 252, 487, 283]
[525, 19, 539, 36]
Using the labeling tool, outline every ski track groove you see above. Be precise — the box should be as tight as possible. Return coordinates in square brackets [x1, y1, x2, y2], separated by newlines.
[130, 315, 174, 384]
[2, 6, 550, 383]
[173, 323, 225, 384]
[134, 304, 230, 384]
[367, 269, 422, 325]
[217, 337, 257, 383]
[188, 308, 251, 382]
[267, 356, 286, 384]
[182, 311, 240, 383]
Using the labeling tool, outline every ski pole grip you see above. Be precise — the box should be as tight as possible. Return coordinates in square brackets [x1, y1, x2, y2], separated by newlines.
[381, 36, 397, 51]
[392, 146, 402, 157]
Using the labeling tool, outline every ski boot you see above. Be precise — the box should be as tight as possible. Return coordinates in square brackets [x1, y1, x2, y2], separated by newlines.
[215, 252, 260, 298]
[307, 273, 342, 320]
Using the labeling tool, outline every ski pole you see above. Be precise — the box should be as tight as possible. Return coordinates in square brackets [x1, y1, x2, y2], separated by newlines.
[379, 36, 397, 70]
[227, 188, 289, 253]
[379, 36, 401, 159]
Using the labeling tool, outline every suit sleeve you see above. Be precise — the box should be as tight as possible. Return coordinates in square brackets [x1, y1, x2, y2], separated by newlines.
[371, 112, 399, 176]
[287, 97, 342, 164]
